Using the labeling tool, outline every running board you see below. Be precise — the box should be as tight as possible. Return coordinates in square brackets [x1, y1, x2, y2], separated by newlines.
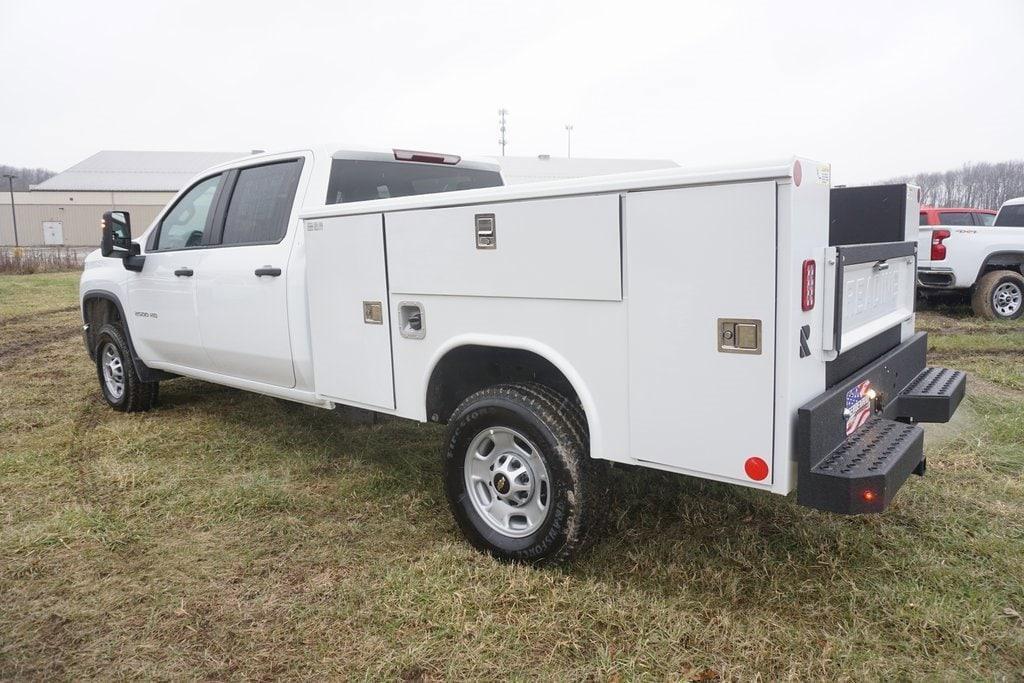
[894, 367, 966, 424]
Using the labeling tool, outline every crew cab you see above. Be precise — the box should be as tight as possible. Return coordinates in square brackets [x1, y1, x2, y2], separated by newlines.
[917, 202, 1024, 319]
[80, 148, 965, 564]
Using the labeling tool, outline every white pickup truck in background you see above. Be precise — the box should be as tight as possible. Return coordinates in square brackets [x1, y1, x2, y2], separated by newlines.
[79, 147, 965, 564]
[917, 197, 1024, 319]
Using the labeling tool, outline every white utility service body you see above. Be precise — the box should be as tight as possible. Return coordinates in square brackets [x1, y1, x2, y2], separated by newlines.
[81, 147, 965, 562]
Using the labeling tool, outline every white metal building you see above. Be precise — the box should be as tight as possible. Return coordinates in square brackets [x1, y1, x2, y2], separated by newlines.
[0, 151, 245, 247]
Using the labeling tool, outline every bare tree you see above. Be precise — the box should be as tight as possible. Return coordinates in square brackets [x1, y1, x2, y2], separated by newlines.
[880, 160, 1024, 209]
[0, 165, 56, 191]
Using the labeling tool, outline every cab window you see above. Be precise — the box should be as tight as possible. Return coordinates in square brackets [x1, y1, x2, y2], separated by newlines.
[995, 205, 1024, 227]
[219, 160, 303, 246]
[974, 212, 996, 226]
[153, 175, 222, 251]
[938, 212, 973, 226]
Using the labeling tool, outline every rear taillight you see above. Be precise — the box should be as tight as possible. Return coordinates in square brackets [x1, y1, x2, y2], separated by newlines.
[931, 229, 950, 261]
[801, 259, 816, 311]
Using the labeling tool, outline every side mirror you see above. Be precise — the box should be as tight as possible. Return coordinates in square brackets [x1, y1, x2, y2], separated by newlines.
[101, 210, 132, 258]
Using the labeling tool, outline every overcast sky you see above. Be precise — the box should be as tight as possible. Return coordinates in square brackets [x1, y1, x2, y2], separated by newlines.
[2, 0, 1022, 183]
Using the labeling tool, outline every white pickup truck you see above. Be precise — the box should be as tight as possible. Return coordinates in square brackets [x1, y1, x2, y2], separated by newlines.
[80, 146, 965, 563]
[916, 197, 1024, 319]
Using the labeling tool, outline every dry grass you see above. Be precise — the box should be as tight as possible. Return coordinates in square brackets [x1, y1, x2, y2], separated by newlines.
[1, 272, 1022, 680]
[0, 248, 83, 275]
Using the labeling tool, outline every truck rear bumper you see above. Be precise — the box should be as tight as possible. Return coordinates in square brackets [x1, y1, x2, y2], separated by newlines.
[917, 267, 956, 289]
[796, 332, 965, 514]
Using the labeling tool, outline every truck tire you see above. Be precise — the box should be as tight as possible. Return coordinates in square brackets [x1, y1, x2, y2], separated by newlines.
[971, 270, 1024, 320]
[94, 323, 158, 412]
[443, 382, 609, 564]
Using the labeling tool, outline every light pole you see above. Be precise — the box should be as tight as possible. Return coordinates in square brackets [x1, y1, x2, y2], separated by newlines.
[564, 124, 574, 158]
[498, 108, 509, 156]
[2, 174, 17, 247]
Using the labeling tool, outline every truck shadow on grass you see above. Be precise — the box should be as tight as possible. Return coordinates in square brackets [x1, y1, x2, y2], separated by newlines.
[152, 378, 931, 590]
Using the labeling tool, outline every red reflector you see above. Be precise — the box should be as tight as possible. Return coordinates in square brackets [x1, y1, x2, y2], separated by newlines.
[861, 489, 877, 503]
[744, 457, 769, 481]
[793, 160, 802, 187]
[931, 229, 950, 261]
[393, 148, 461, 165]
[801, 259, 816, 311]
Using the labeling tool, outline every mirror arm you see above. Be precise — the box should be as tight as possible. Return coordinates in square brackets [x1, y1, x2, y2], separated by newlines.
[122, 243, 146, 272]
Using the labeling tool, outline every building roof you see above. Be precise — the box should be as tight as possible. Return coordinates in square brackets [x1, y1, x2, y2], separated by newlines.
[490, 155, 678, 184]
[31, 150, 247, 192]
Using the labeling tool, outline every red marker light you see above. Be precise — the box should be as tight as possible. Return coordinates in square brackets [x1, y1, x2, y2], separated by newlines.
[744, 457, 769, 481]
[862, 489, 877, 503]
[793, 160, 802, 187]
[801, 259, 816, 311]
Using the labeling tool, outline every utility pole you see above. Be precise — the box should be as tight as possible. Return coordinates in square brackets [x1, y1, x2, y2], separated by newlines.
[498, 108, 509, 156]
[564, 123, 574, 158]
[2, 174, 17, 247]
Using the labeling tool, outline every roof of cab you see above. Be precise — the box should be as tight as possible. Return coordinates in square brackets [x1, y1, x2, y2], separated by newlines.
[1000, 196, 1024, 207]
[921, 207, 997, 214]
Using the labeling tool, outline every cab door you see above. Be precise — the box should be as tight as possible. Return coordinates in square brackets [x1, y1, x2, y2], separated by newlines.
[127, 174, 223, 369]
[193, 157, 307, 388]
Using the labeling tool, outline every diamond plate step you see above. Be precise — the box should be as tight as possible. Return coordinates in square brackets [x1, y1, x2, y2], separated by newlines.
[896, 367, 966, 423]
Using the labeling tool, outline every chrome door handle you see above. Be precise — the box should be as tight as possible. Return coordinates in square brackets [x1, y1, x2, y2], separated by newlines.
[174, 268, 194, 277]
[254, 267, 282, 277]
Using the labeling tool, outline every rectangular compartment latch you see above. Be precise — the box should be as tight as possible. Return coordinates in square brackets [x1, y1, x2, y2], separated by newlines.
[475, 213, 496, 249]
[363, 301, 383, 324]
[718, 318, 762, 354]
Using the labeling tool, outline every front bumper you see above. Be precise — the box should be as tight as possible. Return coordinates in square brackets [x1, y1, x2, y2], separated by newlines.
[796, 332, 965, 514]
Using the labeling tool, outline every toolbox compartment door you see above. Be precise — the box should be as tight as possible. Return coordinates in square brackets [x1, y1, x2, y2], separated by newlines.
[624, 181, 777, 484]
[305, 213, 396, 409]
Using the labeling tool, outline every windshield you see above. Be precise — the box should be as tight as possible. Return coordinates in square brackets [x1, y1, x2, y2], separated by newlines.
[995, 204, 1024, 227]
[325, 159, 503, 205]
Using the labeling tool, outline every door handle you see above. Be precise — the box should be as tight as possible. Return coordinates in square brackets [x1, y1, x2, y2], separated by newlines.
[254, 266, 282, 277]
[174, 268, 194, 277]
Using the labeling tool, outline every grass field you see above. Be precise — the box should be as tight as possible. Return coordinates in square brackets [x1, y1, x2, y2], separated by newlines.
[1, 272, 1022, 680]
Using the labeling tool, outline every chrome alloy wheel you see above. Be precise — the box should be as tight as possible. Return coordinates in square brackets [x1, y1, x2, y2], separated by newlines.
[101, 342, 126, 400]
[464, 426, 551, 538]
[993, 281, 1022, 317]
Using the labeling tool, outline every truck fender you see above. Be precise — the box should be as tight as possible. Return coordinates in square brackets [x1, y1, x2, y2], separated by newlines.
[81, 289, 174, 383]
[423, 334, 605, 461]
[975, 250, 1024, 284]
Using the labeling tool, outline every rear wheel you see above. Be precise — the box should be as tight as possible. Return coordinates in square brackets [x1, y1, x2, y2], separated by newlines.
[972, 270, 1024, 320]
[443, 383, 609, 564]
[94, 323, 158, 412]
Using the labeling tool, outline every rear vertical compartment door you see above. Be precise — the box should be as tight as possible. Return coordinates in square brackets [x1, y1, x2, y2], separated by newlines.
[625, 182, 777, 483]
[305, 213, 395, 409]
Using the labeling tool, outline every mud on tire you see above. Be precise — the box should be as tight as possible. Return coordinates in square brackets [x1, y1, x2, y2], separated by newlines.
[94, 323, 158, 412]
[971, 270, 1024, 320]
[443, 382, 610, 564]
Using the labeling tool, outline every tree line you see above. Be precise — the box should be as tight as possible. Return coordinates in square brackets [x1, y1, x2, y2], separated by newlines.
[0, 165, 55, 191]
[880, 159, 1024, 209]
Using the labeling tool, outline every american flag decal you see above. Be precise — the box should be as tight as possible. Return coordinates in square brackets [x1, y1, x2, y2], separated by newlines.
[844, 381, 873, 435]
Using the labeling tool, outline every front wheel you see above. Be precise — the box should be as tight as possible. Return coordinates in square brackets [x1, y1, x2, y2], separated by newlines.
[972, 270, 1024, 320]
[443, 383, 609, 564]
[94, 323, 158, 412]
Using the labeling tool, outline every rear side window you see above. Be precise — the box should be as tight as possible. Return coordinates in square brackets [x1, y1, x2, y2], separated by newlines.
[995, 205, 1024, 227]
[325, 159, 503, 204]
[154, 175, 222, 251]
[221, 160, 303, 245]
[974, 212, 996, 226]
[938, 212, 973, 226]
[919, 212, 930, 225]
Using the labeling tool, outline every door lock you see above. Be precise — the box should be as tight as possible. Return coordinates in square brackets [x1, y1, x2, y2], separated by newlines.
[718, 318, 762, 354]
[475, 213, 496, 249]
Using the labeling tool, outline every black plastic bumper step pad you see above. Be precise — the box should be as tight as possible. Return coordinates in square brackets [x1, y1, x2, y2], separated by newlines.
[801, 416, 923, 514]
[896, 366, 966, 424]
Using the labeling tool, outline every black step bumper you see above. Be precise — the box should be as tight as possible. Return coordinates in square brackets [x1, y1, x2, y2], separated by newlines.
[796, 332, 965, 514]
